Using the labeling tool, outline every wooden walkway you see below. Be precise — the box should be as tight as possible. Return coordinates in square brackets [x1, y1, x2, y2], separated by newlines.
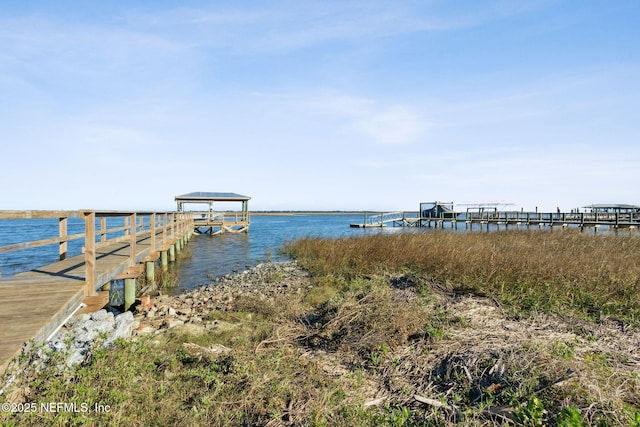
[0, 210, 194, 374]
[352, 210, 640, 230]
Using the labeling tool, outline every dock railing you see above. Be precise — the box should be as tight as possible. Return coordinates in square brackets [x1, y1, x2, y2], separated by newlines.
[0, 210, 194, 296]
[191, 210, 250, 223]
[419, 210, 640, 228]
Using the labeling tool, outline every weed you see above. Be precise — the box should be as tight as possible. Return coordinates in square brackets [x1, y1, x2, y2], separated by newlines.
[514, 395, 547, 426]
[557, 405, 587, 426]
[551, 341, 575, 359]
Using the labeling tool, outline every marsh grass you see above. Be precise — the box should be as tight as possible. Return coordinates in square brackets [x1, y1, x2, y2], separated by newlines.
[285, 229, 640, 322]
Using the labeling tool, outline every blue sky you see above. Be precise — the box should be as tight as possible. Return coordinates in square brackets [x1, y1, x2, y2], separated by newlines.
[1, 1, 638, 212]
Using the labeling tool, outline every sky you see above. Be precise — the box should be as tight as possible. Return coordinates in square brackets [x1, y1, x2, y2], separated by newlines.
[1, 0, 638, 212]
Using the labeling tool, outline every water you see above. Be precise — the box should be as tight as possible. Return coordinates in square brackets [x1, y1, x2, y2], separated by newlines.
[173, 214, 402, 292]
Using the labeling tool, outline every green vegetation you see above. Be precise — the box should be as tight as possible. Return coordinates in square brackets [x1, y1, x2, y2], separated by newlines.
[1, 229, 639, 426]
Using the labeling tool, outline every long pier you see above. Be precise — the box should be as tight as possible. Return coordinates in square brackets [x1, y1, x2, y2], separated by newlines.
[0, 210, 194, 373]
[351, 210, 640, 231]
[350, 211, 420, 228]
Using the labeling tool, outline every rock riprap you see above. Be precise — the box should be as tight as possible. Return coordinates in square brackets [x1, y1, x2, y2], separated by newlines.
[135, 261, 310, 335]
[48, 310, 135, 367]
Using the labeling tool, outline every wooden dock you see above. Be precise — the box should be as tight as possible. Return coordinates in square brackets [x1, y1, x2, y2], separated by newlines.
[0, 210, 194, 374]
[192, 213, 250, 234]
[176, 192, 250, 234]
[351, 210, 640, 231]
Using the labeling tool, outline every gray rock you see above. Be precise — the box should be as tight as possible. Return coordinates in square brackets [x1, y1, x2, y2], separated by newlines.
[90, 309, 113, 322]
[113, 311, 134, 338]
[75, 329, 100, 344]
[66, 348, 87, 367]
[66, 313, 90, 328]
[103, 311, 134, 347]
[87, 319, 115, 335]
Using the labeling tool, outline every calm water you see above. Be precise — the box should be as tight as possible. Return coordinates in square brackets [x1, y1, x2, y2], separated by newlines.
[173, 214, 406, 293]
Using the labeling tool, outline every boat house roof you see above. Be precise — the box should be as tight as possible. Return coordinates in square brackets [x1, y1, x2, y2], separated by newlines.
[175, 192, 251, 203]
[583, 204, 640, 211]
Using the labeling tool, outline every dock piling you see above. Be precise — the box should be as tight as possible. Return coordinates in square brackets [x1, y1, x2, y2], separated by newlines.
[161, 250, 168, 272]
[124, 278, 136, 311]
[145, 261, 155, 286]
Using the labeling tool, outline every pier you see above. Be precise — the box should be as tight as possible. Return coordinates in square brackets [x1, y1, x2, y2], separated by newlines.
[0, 210, 194, 373]
[351, 203, 640, 231]
[176, 192, 250, 235]
[350, 211, 420, 228]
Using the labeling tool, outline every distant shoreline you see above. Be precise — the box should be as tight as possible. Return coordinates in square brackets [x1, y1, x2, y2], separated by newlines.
[250, 211, 367, 216]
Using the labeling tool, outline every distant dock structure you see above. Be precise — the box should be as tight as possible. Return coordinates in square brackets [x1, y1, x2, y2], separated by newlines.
[351, 202, 640, 231]
[175, 192, 250, 234]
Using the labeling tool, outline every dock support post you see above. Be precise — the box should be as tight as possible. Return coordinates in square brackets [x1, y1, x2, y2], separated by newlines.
[169, 244, 176, 262]
[161, 250, 168, 272]
[145, 261, 155, 286]
[176, 238, 182, 253]
[124, 278, 136, 311]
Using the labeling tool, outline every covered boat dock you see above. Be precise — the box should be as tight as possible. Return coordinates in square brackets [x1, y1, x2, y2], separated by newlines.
[175, 192, 251, 234]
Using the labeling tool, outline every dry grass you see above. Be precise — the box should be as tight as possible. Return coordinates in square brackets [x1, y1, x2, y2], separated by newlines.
[285, 229, 640, 322]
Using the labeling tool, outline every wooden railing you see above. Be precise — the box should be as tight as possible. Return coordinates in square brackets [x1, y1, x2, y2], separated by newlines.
[0, 211, 83, 261]
[421, 211, 640, 224]
[0, 210, 194, 294]
[191, 210, 250, 223]
[418, 210, 640, 228]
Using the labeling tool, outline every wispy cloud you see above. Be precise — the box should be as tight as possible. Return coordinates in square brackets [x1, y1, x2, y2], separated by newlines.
[117, 0, 547, 53]
[300, 91, 429, 144]
[353, 105, 427, 145]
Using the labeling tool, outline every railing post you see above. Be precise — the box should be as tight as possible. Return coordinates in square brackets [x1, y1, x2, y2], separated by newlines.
[100, 217, 107, 243]
[150, 213, 156, 253]
[129, 213, 137, 267]
[162, 213, 167, 247]
[59, 217, 67, 261]
[169, 213, 176, 261]
[171, 213, 176, 242]
[161, 213, 169, 272]
[84, 211, 96, 297]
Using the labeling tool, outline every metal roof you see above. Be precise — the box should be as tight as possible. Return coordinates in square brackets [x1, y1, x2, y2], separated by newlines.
[175, 192, 251, 202]
[583, 204, 640, 210]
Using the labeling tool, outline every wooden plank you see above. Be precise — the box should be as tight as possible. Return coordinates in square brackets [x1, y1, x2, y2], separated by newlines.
[0, 233, 85, 255]
[115, 264, 145, 280]
[0, 285, 84, 372]
[140, 252, 160, 262]
[76, 291, 110, 315]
